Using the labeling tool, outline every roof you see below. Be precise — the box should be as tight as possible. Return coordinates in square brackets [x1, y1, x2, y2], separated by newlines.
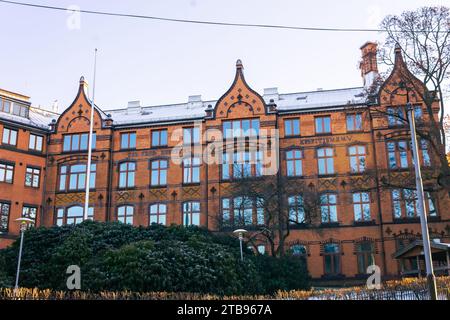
[105, 86, 367, 126]
[0, 86, 367, 130]
[393, 240, 450, 259]
[0, 107, 58, 131]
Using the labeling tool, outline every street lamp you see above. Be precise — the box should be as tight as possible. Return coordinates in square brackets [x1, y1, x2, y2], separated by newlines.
[14, 217, 35, 290]
[400, 81, 438, 299]
[233, 229, 247, 262]
[405, 102, 438, 300]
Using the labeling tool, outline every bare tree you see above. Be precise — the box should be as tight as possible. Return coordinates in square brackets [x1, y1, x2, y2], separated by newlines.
[372, 6, 450, 191]
[217, 170, 321, 257]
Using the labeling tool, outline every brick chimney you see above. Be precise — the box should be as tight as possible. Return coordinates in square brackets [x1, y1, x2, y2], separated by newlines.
[360, 42, 379, 88]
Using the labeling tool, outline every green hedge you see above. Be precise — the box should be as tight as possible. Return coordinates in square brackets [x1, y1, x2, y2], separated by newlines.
[0, 221, 310, 295]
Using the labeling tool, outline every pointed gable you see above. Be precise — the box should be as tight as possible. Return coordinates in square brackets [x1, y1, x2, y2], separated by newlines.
[378, 45, 426, 107]
[213, 60, 267, 119]
[55, 77, 105, 133]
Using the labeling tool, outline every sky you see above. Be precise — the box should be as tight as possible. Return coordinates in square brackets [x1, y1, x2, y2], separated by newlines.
[0, 0, 449, 112]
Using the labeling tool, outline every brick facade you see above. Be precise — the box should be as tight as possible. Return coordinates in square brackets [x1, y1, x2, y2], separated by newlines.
[0, 43, 449, 284]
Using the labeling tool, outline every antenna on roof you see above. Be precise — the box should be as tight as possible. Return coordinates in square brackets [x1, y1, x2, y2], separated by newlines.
[84, 48, 98, 221]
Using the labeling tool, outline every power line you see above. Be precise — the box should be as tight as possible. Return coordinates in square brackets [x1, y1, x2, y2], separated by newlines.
[0, 0, 386, 33]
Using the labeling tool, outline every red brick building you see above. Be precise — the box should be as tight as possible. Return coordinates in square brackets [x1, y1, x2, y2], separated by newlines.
[1, 42, 449, 284]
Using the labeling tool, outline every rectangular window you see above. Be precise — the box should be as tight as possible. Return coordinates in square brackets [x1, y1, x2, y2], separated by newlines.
[356, 242, 374, 274]
[120, 132, 136, 149]
[233, 197, 253, 226]
[223, 119, 260, 139]
[2, 128, 18, 146]
[183, 127, 200, 145]
[288, 195, 305, 224]
[284, 118, 300, 136]
[286, 150, 303, 177]
[387, 107, 405, 126]
[25, 167, 40, 188]
[22, 206, 37, 224]
[315, 116, 331, 134]
[317, 148, 334, 175]
[323, 243, 340, 275]
[349, 145, 366, 173]
[119, 162, 136, 188]
[0, 202, 10, 232]
[59, 164, 96, 191]
[387, 141, 409, 169]
[12, 103, 29, 118]
[346, 114, 363, 131]
[63, 133, 96, 152]
[29, 134, 43, 152]
[151, 129, 168, 147]
[150, 160, 168, 186]
[421, 139, 431, 166]
[320, 194, 337, 223]
[0, 162, 14, 184]
[353, 192, 371, 221]
[183, 157, 200, 184]
[221, 198, 231, 226]
[0, 98, 11, 113]
[183, 201, 200, 226]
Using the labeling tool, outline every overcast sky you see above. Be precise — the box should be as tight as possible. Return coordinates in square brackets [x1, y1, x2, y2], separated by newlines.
[0, 0, 449, 112]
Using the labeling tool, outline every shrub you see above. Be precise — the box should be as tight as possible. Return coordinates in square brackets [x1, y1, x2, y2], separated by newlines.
[0, 221, 310, 295]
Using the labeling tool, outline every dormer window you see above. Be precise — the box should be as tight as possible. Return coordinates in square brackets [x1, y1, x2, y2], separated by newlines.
[12, 102, 29, 118]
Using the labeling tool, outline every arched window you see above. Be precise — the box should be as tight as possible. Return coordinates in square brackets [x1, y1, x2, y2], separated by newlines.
[119, 162, 136, 188]
[149, 203, 167, 225]
[55, 206, 93, 226]
[117, 205, 134, 225]
[150, 160, 168, 186]
[356, 241, 375, 274]
[291, 244, 307, 258]
[286, 150, 303, 176]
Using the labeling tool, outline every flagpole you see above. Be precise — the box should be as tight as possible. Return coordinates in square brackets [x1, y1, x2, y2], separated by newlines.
[84, 48, 98, 220]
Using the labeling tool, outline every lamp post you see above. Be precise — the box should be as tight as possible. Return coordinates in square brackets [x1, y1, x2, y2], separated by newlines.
[405, 101, 438, 300]
[14, 217, 35, 290]
[233, 229, 247, 262]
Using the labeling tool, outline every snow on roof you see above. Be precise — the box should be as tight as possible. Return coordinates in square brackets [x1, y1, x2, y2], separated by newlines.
[106, 87, 367, 126]
[0, 106, 58, 130]
[0, 87, 368, 130]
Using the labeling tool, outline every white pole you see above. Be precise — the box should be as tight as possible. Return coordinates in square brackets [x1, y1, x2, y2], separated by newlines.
[84, 48, 98, 220]
[406, 102, 438, 300]
[14, 224, 25, 290]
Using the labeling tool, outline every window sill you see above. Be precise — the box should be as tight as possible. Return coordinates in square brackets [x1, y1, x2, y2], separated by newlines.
[61, 149, 97, 155]
[149, 185, 168, 189]
[347, 130, 364, 133]
[318, 173, 338, 178]
[182, 183, 201, 187]
[151, 145, 169, 150]
[314, 132, 332, 136]
[119, 148, 137, 152]
[320, 274, 345, 280]
[353, 220, 376, 226]
[320, 222, 340, 228]
[56, 189, 97, 194]
[117, 187, 137, 191]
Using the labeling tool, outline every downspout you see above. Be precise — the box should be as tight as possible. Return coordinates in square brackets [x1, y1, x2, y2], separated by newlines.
[106, 126, 114, 221]
[368, 105, 388, 277]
